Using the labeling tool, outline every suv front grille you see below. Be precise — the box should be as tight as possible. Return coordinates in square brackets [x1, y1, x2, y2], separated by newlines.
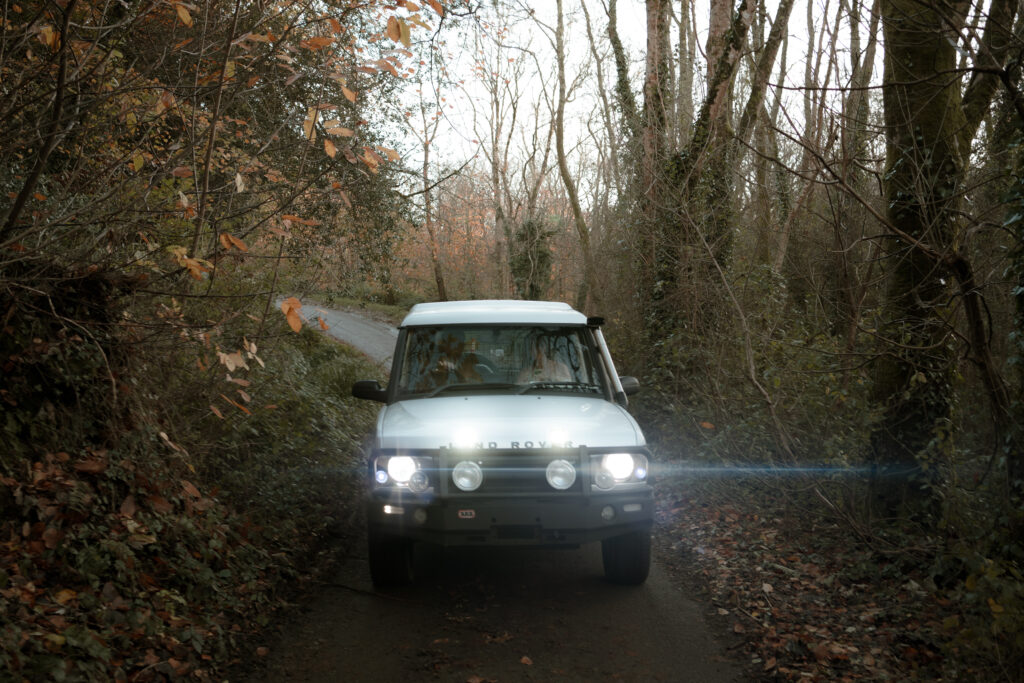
[443, 450, 582, 495]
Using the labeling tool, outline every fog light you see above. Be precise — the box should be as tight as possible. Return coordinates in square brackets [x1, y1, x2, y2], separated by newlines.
[453, 461, 483, 491]
[623, 503, 643, 513]
[408, 470, 430, 493]
[412, 508, 428, 524]
[546, 459, 576, 490]
[375, 469, 389, 485]
[383, 505, 404, 515]
[601, 505, 615, 521]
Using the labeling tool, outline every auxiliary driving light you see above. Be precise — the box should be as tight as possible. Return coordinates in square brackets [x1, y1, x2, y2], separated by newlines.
[452, 460, 483, 491]
[546, 459, 577, 490]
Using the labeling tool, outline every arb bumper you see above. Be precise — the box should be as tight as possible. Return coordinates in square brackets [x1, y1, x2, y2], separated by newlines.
[366, 489, 653, 546]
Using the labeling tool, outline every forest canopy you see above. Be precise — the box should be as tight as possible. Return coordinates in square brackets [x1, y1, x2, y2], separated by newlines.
[2, 0, 1024, 679]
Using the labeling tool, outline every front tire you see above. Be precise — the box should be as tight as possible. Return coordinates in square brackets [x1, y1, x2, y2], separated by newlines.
[367, 529, 413, 587]
[602, 530, 651, 585]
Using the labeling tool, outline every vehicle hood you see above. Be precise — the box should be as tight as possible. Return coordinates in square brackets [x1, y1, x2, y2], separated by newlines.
[375, 395, 645, 450]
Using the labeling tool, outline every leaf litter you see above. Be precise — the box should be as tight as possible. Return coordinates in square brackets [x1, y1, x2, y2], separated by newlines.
[654, 477, 964, 681]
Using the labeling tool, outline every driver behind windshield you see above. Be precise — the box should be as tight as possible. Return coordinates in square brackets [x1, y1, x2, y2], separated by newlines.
[517, 333, 573, 383]
[408, 329, 481, 391]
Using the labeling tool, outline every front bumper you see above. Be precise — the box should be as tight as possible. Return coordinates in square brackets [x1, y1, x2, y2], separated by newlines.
[367, 490, 653, 546]
[366, 446, 653, 546]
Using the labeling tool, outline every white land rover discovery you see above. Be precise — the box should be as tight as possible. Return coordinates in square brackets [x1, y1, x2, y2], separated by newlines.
[352, 300, 652, 585]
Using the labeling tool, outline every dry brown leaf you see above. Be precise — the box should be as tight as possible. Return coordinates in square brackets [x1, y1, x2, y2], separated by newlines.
[148, 495, 173, 514]
[174, 3, 193, 27]
[386, 16, 401, 42]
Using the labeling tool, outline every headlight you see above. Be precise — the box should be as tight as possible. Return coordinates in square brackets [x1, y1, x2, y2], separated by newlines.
[546, 459, 577, 490]
[374, 454, 434, 491]
[602, 453, 635, 481]
[387, 455, 417, 483]
[594, 452, 648, 488]
[452, 460, 483, 491]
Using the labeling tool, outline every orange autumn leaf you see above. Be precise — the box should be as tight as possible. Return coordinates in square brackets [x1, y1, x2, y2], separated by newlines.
[378, 146, 401, 161]
[227, 233, 248, 251]
[426, 0, 444, 16]
[387, 15, 401, 42]
[174, 3, 193, 27]
[318, 316, 328, 330]
[220, 393, 252, 415]
[301, 35, 333, 50]
[280, 297, 303, 333]
[324, 138, 337, 158]
[700, 421, 715, 430]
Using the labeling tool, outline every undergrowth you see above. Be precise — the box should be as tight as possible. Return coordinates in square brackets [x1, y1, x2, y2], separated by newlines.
[1, 280, 379, 681]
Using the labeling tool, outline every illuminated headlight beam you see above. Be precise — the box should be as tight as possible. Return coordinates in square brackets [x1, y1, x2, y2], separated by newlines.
[650, 461, 872, 478]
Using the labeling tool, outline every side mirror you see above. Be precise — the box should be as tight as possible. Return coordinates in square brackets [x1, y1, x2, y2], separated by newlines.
[619, 376, 640, 396]
[352, 379, 387, 403]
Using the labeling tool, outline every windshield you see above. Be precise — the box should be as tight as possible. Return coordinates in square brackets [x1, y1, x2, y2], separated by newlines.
[394, 325, 605, 399]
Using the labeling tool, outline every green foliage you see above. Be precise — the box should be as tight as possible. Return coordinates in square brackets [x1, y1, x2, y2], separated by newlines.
[634, 264, 882, 469]
[195, 328, 380, 531]
[0, 283, 379, 679]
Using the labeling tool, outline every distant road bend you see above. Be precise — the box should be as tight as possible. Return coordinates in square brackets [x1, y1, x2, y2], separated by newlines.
[306, 303, 399, 368]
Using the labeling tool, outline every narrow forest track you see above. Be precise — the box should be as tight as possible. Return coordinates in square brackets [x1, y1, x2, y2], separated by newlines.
[251, 539, 739, 682]
[243, 304, 742, 682]
[306, 303, 400, 368]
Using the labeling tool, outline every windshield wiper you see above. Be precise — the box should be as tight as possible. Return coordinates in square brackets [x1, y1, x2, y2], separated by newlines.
[427, 382, 518, 398]
[516, 381, 601, 395]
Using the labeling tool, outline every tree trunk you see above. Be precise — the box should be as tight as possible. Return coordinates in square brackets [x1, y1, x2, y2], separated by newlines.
[422, 140, 447, 301]
[555, 0, 597, 310]
[871, 0, 1020, 506]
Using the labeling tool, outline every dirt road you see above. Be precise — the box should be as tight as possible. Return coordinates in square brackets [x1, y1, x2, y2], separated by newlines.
[252, 304, 741, 682]
[309, 303, 399, 367]
[254, 542, 738, 682]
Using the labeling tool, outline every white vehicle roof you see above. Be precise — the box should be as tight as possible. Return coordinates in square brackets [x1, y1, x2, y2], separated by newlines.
[401, 300, 588, 327]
